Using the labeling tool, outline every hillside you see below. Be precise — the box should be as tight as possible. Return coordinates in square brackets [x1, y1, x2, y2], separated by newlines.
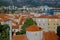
[0, 0, 60, 7]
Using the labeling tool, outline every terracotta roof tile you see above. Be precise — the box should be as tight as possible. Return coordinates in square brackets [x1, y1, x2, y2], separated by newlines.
[12, 20, 19, 29]
[12, 35, 27, 40]
[0, 14, 10, 22]
[12, 32, 59, 40]
[12, 24, 19, 29]
[34, 14, 60, 19]
[26, 25, 42, 31]
[19, 16, 26, 25]
[14, 15, 20, 19]
[43, 32, 58, 40]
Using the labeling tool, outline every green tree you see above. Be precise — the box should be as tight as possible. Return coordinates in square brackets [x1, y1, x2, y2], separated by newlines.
[21, 18, 37, 34]
[0, 24, 10, 40]
[16, 18, 37, 35]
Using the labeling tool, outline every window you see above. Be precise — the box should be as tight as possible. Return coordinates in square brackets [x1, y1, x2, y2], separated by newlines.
[48, 23, 49, 25]
[54, 24, 55, 25]
[57, 23, 59, 25]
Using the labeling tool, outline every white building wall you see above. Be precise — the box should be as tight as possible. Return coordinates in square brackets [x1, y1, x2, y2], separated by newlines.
[35, 18, 48, 32]
[12, 29, 19, 32]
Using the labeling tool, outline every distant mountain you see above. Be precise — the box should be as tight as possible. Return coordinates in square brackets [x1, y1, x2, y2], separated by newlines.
[0, 0, 60, 7]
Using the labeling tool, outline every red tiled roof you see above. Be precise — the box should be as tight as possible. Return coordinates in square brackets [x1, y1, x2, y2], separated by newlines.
[28, 14, 34, 18]
[26, 25, 42, 31]
[43, 32, 58, 40]
[34, 14, 60, 19]
[12, 32, 58, 40]
[12, 24, 19, 29]
[12, 20, 18, 24]
[0, 14, 10, 22]
[12, 20, 19, 29]
[19, 16, 26, 25]
[14, 15, 20, 19]
[12, 35, 27, 40]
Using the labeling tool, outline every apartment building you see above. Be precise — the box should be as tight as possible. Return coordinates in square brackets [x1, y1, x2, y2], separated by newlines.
[33, 15, 48, 32]
[33, 15, 60, 33]
[48, 16, 60, 33]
